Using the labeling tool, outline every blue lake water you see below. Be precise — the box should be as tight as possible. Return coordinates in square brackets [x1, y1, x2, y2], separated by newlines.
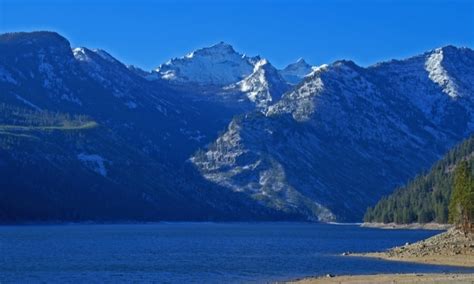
[0, 223, 472, 283]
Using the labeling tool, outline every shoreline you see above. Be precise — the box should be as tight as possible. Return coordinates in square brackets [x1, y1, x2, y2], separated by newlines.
[291, 228, 474, 283]
[290, 273, 474, 283]
[352, 228, 474, 268]
[351, 252, 474, 268]
[361, 222, 453, 230]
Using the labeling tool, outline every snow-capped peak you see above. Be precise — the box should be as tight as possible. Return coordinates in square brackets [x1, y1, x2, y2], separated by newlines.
[235, 59, 290, 108]
[154, 42, 260, 86]
[280, 58, 314, 84]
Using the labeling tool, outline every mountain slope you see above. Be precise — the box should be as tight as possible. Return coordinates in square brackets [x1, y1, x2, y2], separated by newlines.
[2, 31, 473, 223]
[192, 47, 474, 222]
[0, 31, 293, 223]
[364, 135, 474, 224]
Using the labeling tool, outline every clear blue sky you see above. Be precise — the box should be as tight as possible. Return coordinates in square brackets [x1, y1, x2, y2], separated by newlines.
[1, 0, 473, 70]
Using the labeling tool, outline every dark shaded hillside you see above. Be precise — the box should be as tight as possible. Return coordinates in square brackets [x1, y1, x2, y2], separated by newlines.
[0, 103, 294, 223]
[0, 31, 295, 223]
[364, 135, 474, 224]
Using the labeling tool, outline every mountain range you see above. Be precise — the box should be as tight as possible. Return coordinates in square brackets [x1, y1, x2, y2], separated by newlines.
[0, 31, 472, 222]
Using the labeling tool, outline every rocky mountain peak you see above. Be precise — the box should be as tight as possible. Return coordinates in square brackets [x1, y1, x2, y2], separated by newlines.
[153, 42, 258, 86]
[280, 58, 314, 84]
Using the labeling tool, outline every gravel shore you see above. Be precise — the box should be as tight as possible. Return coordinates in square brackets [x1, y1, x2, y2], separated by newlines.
[353, 228, 474, 267]
[361, 222, 453, 230]
[290, 228, 474, 283]
[290, 273, 474, 283]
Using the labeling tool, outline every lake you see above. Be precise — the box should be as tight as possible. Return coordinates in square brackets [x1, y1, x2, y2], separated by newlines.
[0, 223, 472, 283]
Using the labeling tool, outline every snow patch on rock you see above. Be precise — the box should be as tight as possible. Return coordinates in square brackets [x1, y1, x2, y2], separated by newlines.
[425, 48, 459, 98]
[237, 59, 274, 108]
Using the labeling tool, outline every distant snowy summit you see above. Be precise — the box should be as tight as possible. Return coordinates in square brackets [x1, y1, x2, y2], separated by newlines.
[280, 58, 314, 84]
[146, 42, 316, 108]
[152, 42, 259, 86]
[152, 42, 316, 87]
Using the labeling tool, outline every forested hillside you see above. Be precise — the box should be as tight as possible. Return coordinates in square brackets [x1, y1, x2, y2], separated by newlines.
[364, 135, 474, 224]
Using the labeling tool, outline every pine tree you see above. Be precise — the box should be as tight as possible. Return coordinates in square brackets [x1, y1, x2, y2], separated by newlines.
[448, 161, 474, 234]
